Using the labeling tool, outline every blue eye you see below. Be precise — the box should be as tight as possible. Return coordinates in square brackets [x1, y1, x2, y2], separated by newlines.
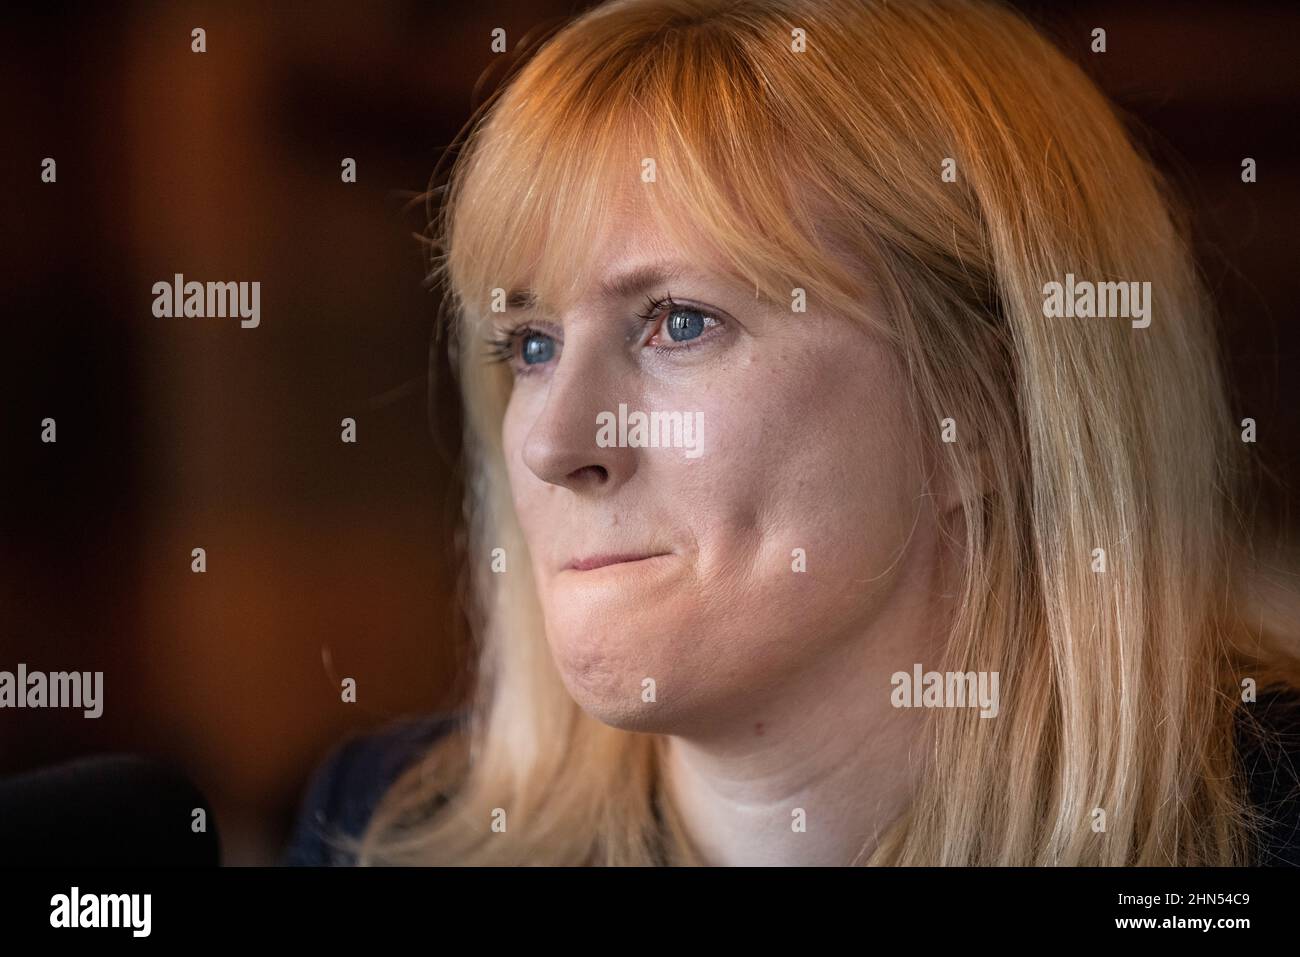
[521, 332, 556, 364]
[664, 308, 707, 342]
[637, 295, 722, 349]
[488, 297, 720, 374]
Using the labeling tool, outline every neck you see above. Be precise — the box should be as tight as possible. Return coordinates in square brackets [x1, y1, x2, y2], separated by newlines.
[657, 538, 954, 866]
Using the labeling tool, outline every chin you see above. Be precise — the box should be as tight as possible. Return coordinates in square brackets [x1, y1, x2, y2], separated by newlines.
[543, 625, 691, 732]
[568, 693, 672, 733]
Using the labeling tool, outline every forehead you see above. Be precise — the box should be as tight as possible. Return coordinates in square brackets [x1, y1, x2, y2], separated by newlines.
[504, 190, 747, 313]
[506, 258, 723, 312]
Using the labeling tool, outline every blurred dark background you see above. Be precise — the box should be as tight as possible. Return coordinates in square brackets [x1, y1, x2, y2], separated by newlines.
[1, 0, 1297, 864]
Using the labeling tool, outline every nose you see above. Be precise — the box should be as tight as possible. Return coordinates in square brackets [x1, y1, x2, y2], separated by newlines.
[520, 348, 636, 495]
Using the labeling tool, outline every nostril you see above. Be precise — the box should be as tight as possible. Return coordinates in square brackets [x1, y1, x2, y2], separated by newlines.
[571, 464, 608, 483]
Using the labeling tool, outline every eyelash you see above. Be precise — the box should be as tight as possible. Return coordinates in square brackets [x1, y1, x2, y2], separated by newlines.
[483, 293, 723, 372]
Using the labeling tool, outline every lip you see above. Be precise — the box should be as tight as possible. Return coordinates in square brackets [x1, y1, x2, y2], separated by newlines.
[565, 552, 671, 572]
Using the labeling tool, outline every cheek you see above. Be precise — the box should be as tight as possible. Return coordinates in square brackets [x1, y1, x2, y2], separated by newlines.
[500, 388, 550, 530]
[500, 398, 525, 493]
[686, 332, 928, 639]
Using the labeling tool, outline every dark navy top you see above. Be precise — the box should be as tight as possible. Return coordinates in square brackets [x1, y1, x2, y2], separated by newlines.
[281, 712, 466, 866]
[282, 691, 1300, 866]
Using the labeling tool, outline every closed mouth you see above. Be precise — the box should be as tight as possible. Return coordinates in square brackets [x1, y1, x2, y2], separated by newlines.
[565, 552, 671, 572]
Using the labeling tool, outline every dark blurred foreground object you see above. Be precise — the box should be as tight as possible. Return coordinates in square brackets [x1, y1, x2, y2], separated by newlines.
[0, 755, 220, 866]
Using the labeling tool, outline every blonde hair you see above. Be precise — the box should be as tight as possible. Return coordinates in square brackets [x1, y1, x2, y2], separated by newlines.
[352, 0, 1300, 865]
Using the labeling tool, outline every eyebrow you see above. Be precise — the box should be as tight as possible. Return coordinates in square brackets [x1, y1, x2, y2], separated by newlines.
[505, 261, 688, 311]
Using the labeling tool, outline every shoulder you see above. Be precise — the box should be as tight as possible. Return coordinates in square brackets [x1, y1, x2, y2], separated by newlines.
[281, 711, 466, 866]
[1236, 686, 1300, 866]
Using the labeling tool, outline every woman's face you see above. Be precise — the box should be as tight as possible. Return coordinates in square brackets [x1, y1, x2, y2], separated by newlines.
[498, 204, 948, 734]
